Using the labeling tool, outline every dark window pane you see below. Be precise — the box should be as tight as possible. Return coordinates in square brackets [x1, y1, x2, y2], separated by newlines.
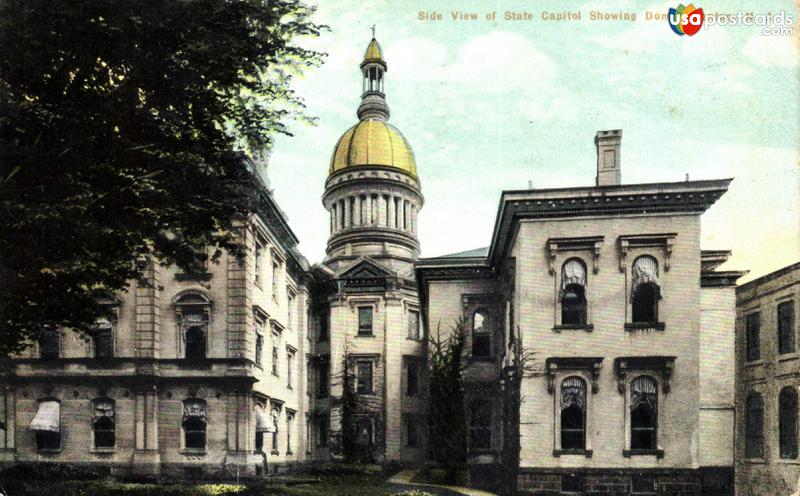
[255, 431, 264, 452]
[319, 311, 329, 342]
[357, 361, 373, 394]
[317, 359, 329, 397]
[255, 334, 263, 366]
[779, 302, 796, 355]
[358, 307, 373, 336]
[469, 401, 491, 450]
[184, 417, 206, 449]
[407, 419, 417, 447]
[632, 283, 659, 323]
[780, 388, 798, 459]
[746, 313, 761, 361]
[406, 359, 418, 397]
[39, 330, 59, 360]
[561, 285, 587, 326]
[185, 326, 206, 359]
[408, 311, 421, 340]
[355, 419, 372, 446]
[561, 405, 585, 450]
[746, 394, 764, 458]
[94, 328, 113, 358]
[631, 405, 657, 450]
[94, 416, 115, 448]
[36, 431, 60, 450]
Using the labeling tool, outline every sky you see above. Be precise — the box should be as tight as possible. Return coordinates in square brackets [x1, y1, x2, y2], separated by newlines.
[268, 0, 800, 282]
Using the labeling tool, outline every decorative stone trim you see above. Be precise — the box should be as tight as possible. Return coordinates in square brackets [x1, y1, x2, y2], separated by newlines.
[553, 449, 593, 458]
[552, 324, 594, 333]
[614, 356, 676, 393]
[545, 357, 603, 394]
[617, 233, 676, 272]
[624, 322, 665, 332]
[547, 236, 604, 274]
[623, 448, 665, 458]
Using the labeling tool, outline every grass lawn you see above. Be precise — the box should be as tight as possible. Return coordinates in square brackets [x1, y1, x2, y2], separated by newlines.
[0, 474, 454, 496]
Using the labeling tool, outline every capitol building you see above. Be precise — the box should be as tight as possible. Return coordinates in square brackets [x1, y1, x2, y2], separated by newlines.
[0, 36, 751, 495]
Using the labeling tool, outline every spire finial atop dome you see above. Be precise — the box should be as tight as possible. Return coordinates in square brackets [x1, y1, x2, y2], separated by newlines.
[358, 34, 389, 121]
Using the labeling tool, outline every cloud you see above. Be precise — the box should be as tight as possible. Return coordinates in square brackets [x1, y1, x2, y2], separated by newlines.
[743, 33, 799, 67]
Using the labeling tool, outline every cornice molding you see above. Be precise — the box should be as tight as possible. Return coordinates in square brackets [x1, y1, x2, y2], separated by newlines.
[547, 236, 605, 275]
[613, 356, 676, 394]
[545, 357, 604, 394]
[618, 233, 677, 272]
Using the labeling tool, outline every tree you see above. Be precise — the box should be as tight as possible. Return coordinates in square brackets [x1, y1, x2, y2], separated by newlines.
[427, 318, 467, 474]
[0, 0, 323, 355]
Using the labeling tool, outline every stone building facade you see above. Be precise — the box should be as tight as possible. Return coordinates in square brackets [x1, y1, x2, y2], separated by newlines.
[306, 37, 427, 465]
[0, 167, 313, 477]
[736, 262, 800, 496]
[416, 130, 746, 495]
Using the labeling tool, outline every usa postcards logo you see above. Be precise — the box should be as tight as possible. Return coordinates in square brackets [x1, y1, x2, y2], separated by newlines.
[668, 4, 704, 36]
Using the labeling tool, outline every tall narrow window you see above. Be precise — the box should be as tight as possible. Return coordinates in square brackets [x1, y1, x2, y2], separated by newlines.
[183, 399, 207, 450]
[39, 329, 60, 361]
[357, 361, 373, 394]
[93, 319, 114, 358]
[318, 310, 329, 342]
[30, 400, 60, 450]
[272, 260, 280, 296]
[177, 294, 209, 359]
[271, 331, 280, 376]
[469, 400, 491, 450]
[406, 358, 419, 397]
[355, 418, 373, 447]
[286, 412, 294, 454]
[254, 240, 263, 285]
[92, 399, 115, 448]
[631, 256, 660, 323]
[408, 310, 421, 340]
[472, 310, 491, 358]
[317, 357, 329, 398]
[287, 350, 294, 388]
[630, 376, 658, 450]
[406, 417, 418, 447]
[255, 333, 264, 367]
[254, 404, 269, 452]
[288, 293, 295, 329]
[271, 408, 280, 452]
[317, 414, 329, 447]
[561, 259, 587, 326]
[746, 393, 764, 458]
[779, 302, 796, 355]
[560, 377, 587, 450]
[746, 313, 761, 362]
[358, 307, 373, 336]
[781, 387, 798, 459]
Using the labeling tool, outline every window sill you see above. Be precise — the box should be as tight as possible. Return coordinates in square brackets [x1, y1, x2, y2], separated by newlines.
[624, 322, 665, 332]
[287, 385, 293, 390]
[623, 449, 664, 458]
[779, 354, 799, 362]
[180, 449, 207, 456]
[357, 392, 376, 397]
[36, 449, 62, 455]
[776, 458, 800, 464]
[356, 334, 375, 338]
[271, 372, 279, 378]
[270, 449, 279, 455]
[286, 451, 293, 456]
[90, 448, 116, 455]
[744, 457, 766, 464]
[745, 360, 764, 367]
[553, 449, 593, 458]
[553, 324, 594, 333]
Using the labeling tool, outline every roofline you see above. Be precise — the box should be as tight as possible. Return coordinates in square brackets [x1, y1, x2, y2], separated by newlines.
[737, 261, 800, 292]
[487, 178, 733, 266]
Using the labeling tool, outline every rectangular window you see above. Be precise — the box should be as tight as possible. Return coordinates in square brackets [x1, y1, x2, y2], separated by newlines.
[271, 332, 280, 376]
[94, 323, 114, 359]
[288, 293, 295, 329]
[358, 307, 373, 336]
[357, 361, 373, 394]
[286, 414, 294, 454]
[317, 415, 329, 447]
[272, 260, 280, 297]
[39, 329, 60, 361]
[406, 358, 419, 397]
[255, 333, 264, 367]
[779, 301, 796, 355]
[287, 351, 294, 388]
[319, 311, 329, 342]
[317, 358, 329, 398]
[746, 313, 761, 362]
[406, 417, 418, 447]
[408, 310, 421, 340]
[254, 241, 263, 285]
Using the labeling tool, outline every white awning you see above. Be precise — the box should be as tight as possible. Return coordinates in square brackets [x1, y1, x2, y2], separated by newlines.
[30, 400, 60, 432]
[255, 408, 274, 433]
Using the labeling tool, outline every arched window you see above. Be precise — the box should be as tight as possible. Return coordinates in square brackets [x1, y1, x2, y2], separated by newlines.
[92, 399, 115, 448]
[780, 387, 798, 459]
[254, 404, 270, 452]
[561, 259, 587, 326]
[469, 400, 492, 450]
[632, 256, 660, 323]
[745, 393, 764, 458]
[472, 310, 491, 359]
[560, 376, 586, 450]
[175, 293, 210, 359]
[183, 399, 207, 450]
[630, 376, 658, 450]
[30, 399, 60, 450]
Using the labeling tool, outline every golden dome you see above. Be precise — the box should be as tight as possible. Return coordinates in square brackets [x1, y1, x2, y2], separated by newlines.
[363, 38, 383, 62]
[329, 119, 417, 178]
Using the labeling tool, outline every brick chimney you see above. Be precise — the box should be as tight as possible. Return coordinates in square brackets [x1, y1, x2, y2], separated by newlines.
[595, 130, 622, 186]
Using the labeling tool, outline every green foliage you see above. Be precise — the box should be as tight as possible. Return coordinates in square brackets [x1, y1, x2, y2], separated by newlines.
[0, 0, 323, 355]
[427, 317, 467, 470]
